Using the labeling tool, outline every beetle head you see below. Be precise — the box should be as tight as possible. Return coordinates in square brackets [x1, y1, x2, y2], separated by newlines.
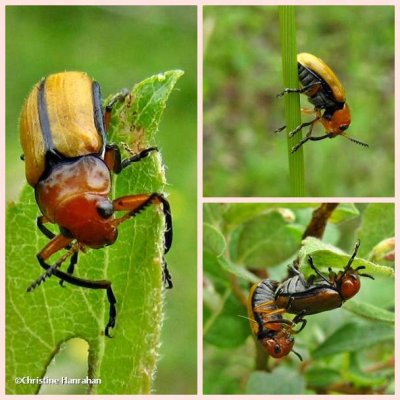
[261, 330, 294, 358]
[339, 265, 374, 299]
[338, 268, 361, 299]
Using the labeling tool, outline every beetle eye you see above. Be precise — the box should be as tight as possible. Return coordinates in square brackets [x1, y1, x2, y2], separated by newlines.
[97, 200, 113, 219]
[340, 124, 349, 131]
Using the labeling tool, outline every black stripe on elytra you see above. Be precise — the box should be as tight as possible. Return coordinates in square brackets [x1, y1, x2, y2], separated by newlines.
[38, 79, 64, 165]
[92, 81, 106, 154]
[38, 79, 55, 154]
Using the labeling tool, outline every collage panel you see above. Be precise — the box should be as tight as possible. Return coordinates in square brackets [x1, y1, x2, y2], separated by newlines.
[203, 203, 394, 394]
[203, 5, 394, 197]
[5, 5, 196, 395]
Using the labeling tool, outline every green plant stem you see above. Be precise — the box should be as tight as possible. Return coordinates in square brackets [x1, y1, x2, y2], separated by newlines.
[278, 6, 305, 196]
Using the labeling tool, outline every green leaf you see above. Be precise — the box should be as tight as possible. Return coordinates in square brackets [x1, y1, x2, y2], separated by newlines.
[222, 203, 313, 227]
[203, 203, 225, 225]
[345, 353, 388, 387]
[235, 210, 301, 267]
[312, 322, 394, 358]
[204, 293, 249, 348]
[329, 203, 360, 224]
[343, 300, 394, 323]
[298, 237, 394, 279]
[304, 367, 341, 388]
[203, 222, 227, 256]
[217, 256, 260, 284]
[222, 204, 279, 227]
[203, 250, 230, 291]
[6, 70, 183, 394]
[357, 203, 395, 257]
[246, 368, 305, 394]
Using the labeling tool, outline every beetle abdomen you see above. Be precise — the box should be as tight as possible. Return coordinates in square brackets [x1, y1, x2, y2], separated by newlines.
[298, 63, 339, 109]
[250, 279, 281, 334]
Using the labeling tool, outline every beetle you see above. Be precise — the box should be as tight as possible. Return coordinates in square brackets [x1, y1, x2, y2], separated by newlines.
[275, 240, 374, 318]
[19, 71, 173, 337]
[275, 52, 369, 153]
[248, 279, 304, 360]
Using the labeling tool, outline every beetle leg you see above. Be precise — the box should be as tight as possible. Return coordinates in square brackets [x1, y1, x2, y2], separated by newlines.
[265, 318, 294, 329]
[300, 107, 315, 114]
[296, 270, 309, 287]
[275, 109, 318, 135]
[59, 252, 79, 287]
[276, 82, 321, 98]
[291, 132, 317, 153]
[274, 125, 286, 133]
[253, 301, 280, 313]
[27, 235, 74, 292]
[120, 147, 159, 171]
[288, 264, 300, 275]
[292, 311, 308, 333]
[344, 239, 360, 271]
[276, 87, 301, 97]
[113, 193, 173, 288]
[291, 139, 307, 153]
[307, 134, 332, 141]
[264, 316, 307, 335]
[31, 235, 118, 337]
[37, 216, 56, 239]
[307, 255, 331, 284]
[291, 115, 335, 153]
[104, 144, 159, 174]
[289, 118, 319, 138]
[37, 216, 77, 287]
[104, 88, 130, 131]
[286, 295, 295, 310]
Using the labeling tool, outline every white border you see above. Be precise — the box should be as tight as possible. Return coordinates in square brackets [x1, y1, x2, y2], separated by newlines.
[2, 0, 399, 398]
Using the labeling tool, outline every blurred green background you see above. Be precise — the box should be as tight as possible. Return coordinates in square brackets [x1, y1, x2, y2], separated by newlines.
[6, 6, 196, 394]
[203, 6, 394, 197]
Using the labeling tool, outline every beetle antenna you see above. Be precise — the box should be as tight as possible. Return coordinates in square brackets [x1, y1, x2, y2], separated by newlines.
[27, 259, 64, 292]
[237, 314, 257, 324]
[354, 265, 374, 280]
[27, 248, 75, 292]
[343, 135, 369, 147]
[291, 349, 303, 361]
[359, 273, 374, 280]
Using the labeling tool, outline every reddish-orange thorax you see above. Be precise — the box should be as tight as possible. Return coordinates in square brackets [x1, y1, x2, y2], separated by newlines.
[321, 103, 351, 136]
[35, 155, 118, 248]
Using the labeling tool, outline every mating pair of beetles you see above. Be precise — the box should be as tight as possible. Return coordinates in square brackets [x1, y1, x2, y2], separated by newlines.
[276, 52, 369, 153]
[20, 71, 172, 337]
[248, 241, 374, 360]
